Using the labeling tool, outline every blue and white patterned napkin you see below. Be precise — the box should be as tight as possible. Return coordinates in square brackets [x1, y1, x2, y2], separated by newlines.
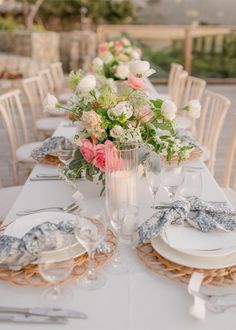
[135, 198, 236, 246]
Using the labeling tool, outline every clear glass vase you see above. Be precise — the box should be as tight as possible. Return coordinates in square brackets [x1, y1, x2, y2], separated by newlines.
[105, 144, 138, 245]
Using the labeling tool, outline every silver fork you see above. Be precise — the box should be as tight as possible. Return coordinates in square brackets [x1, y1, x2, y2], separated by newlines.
[16, 201, 79, 216]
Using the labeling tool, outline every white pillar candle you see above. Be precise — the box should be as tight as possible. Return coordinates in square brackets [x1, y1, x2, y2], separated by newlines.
[109, 170, 137, 236]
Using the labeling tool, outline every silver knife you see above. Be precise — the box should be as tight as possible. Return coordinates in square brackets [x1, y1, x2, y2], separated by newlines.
[36, 174, 60, 178]
[0, 307, 87, 319]
[0, 313, 67, 324]
[30, 177, 62, 181]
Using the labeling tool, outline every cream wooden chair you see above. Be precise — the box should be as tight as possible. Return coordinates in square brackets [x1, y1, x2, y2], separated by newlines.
[177, 76, 206, 133]
[50, 62, 72, 103]
[181, 76, 206, 107]
[172, 70, 188, 107]
[50, 62, 65, 94]
[22, 76, 62, 138]
[168, 63, 183, 98]
[0, 90, 43, 184]
[0, 177, 22, 222]
[157, 63, 183, 103]
[222, 114, 236, 207]
[197, 90, 230, 176]
[38, 69, 54, 94]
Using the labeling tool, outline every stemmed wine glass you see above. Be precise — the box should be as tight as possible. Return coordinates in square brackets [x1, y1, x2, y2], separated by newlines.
[38, 236, 74, 308]
[74, 207, 107, 290]
[57, 139, 75, 166]
[178, 168, 203, 200]
[145, 152, 162, 208]
[106, 200, 137, 274]
[161, 163, 183, 203]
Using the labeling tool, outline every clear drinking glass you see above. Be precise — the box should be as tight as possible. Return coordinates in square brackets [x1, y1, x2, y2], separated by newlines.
[74, 209, 107, 290]
[107, 201, 139, 273]
[38, 236, 74, 307]
[145, 152, 162, 208]
[161, 163, 183, 203]
[58, 140, 75, 166]
[105, 144, 138, 273]
[178, 168, 203, 199]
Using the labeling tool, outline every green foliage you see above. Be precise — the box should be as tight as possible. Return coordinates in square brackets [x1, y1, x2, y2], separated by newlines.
[141, 33, 236, 79]
[0, 17, 21, 31]
[39, 0, 135, 24]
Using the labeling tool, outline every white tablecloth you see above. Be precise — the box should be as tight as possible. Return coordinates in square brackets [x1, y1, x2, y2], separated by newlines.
[2, 120, 235, 330]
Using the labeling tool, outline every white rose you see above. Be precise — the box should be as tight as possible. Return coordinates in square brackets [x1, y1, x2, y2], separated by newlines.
[129, 60, 156, 78]
[100, 51, 113, 64]
[42, 93, 58, 112]
[161, 100, 177, 121]
[110, 125, 124, 138]
[77, 75, 96, 93]
[187, 99, 201, 119]
[92, 57, 103, 68]
[108, 101, 133, 119]
[116, 64, 129, 80]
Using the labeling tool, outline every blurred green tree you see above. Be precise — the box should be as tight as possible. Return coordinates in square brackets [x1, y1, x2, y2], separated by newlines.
[38, 0, 135, 24]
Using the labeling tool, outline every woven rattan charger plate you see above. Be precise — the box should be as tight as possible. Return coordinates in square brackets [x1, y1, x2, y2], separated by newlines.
[0, 230, 116, 287]
[136, 242, 236, 287]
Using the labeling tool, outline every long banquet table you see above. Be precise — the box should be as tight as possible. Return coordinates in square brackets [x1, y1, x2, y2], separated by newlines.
[2, 118, 236, 330]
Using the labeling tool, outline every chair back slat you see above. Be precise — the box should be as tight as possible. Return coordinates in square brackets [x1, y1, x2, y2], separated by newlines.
[198, 90, 230, 175]
[223, 114, 236, 189]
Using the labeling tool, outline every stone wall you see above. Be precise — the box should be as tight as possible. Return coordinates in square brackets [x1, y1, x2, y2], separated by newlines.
[0, 30, 97, 73]
[0, 31, 60, 66]
[60, 30, 97, 73]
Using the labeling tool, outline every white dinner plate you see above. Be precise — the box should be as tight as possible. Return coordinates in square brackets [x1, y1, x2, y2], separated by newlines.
[151, 235, 236, 269]
[161, 225, 236, 258]
[4, 212, 85, 263]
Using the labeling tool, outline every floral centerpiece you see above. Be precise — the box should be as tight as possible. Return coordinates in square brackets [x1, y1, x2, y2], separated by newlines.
[43, 60, 201, 187]
[91, 37, 142, 80]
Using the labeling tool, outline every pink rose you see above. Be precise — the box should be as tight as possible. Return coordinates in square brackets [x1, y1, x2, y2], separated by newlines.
[127, 75, 147, 91]
[93, 143, 106, 171]
[104, 141, 122, 172]
[98, 43, 108, 53]
[92, 141, 121, 172]
[137, 106, 153, 122]
[80, 139, 95, 163]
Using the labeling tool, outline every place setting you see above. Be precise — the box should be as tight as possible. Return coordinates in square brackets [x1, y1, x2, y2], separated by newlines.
[0, 10, 236, 327]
